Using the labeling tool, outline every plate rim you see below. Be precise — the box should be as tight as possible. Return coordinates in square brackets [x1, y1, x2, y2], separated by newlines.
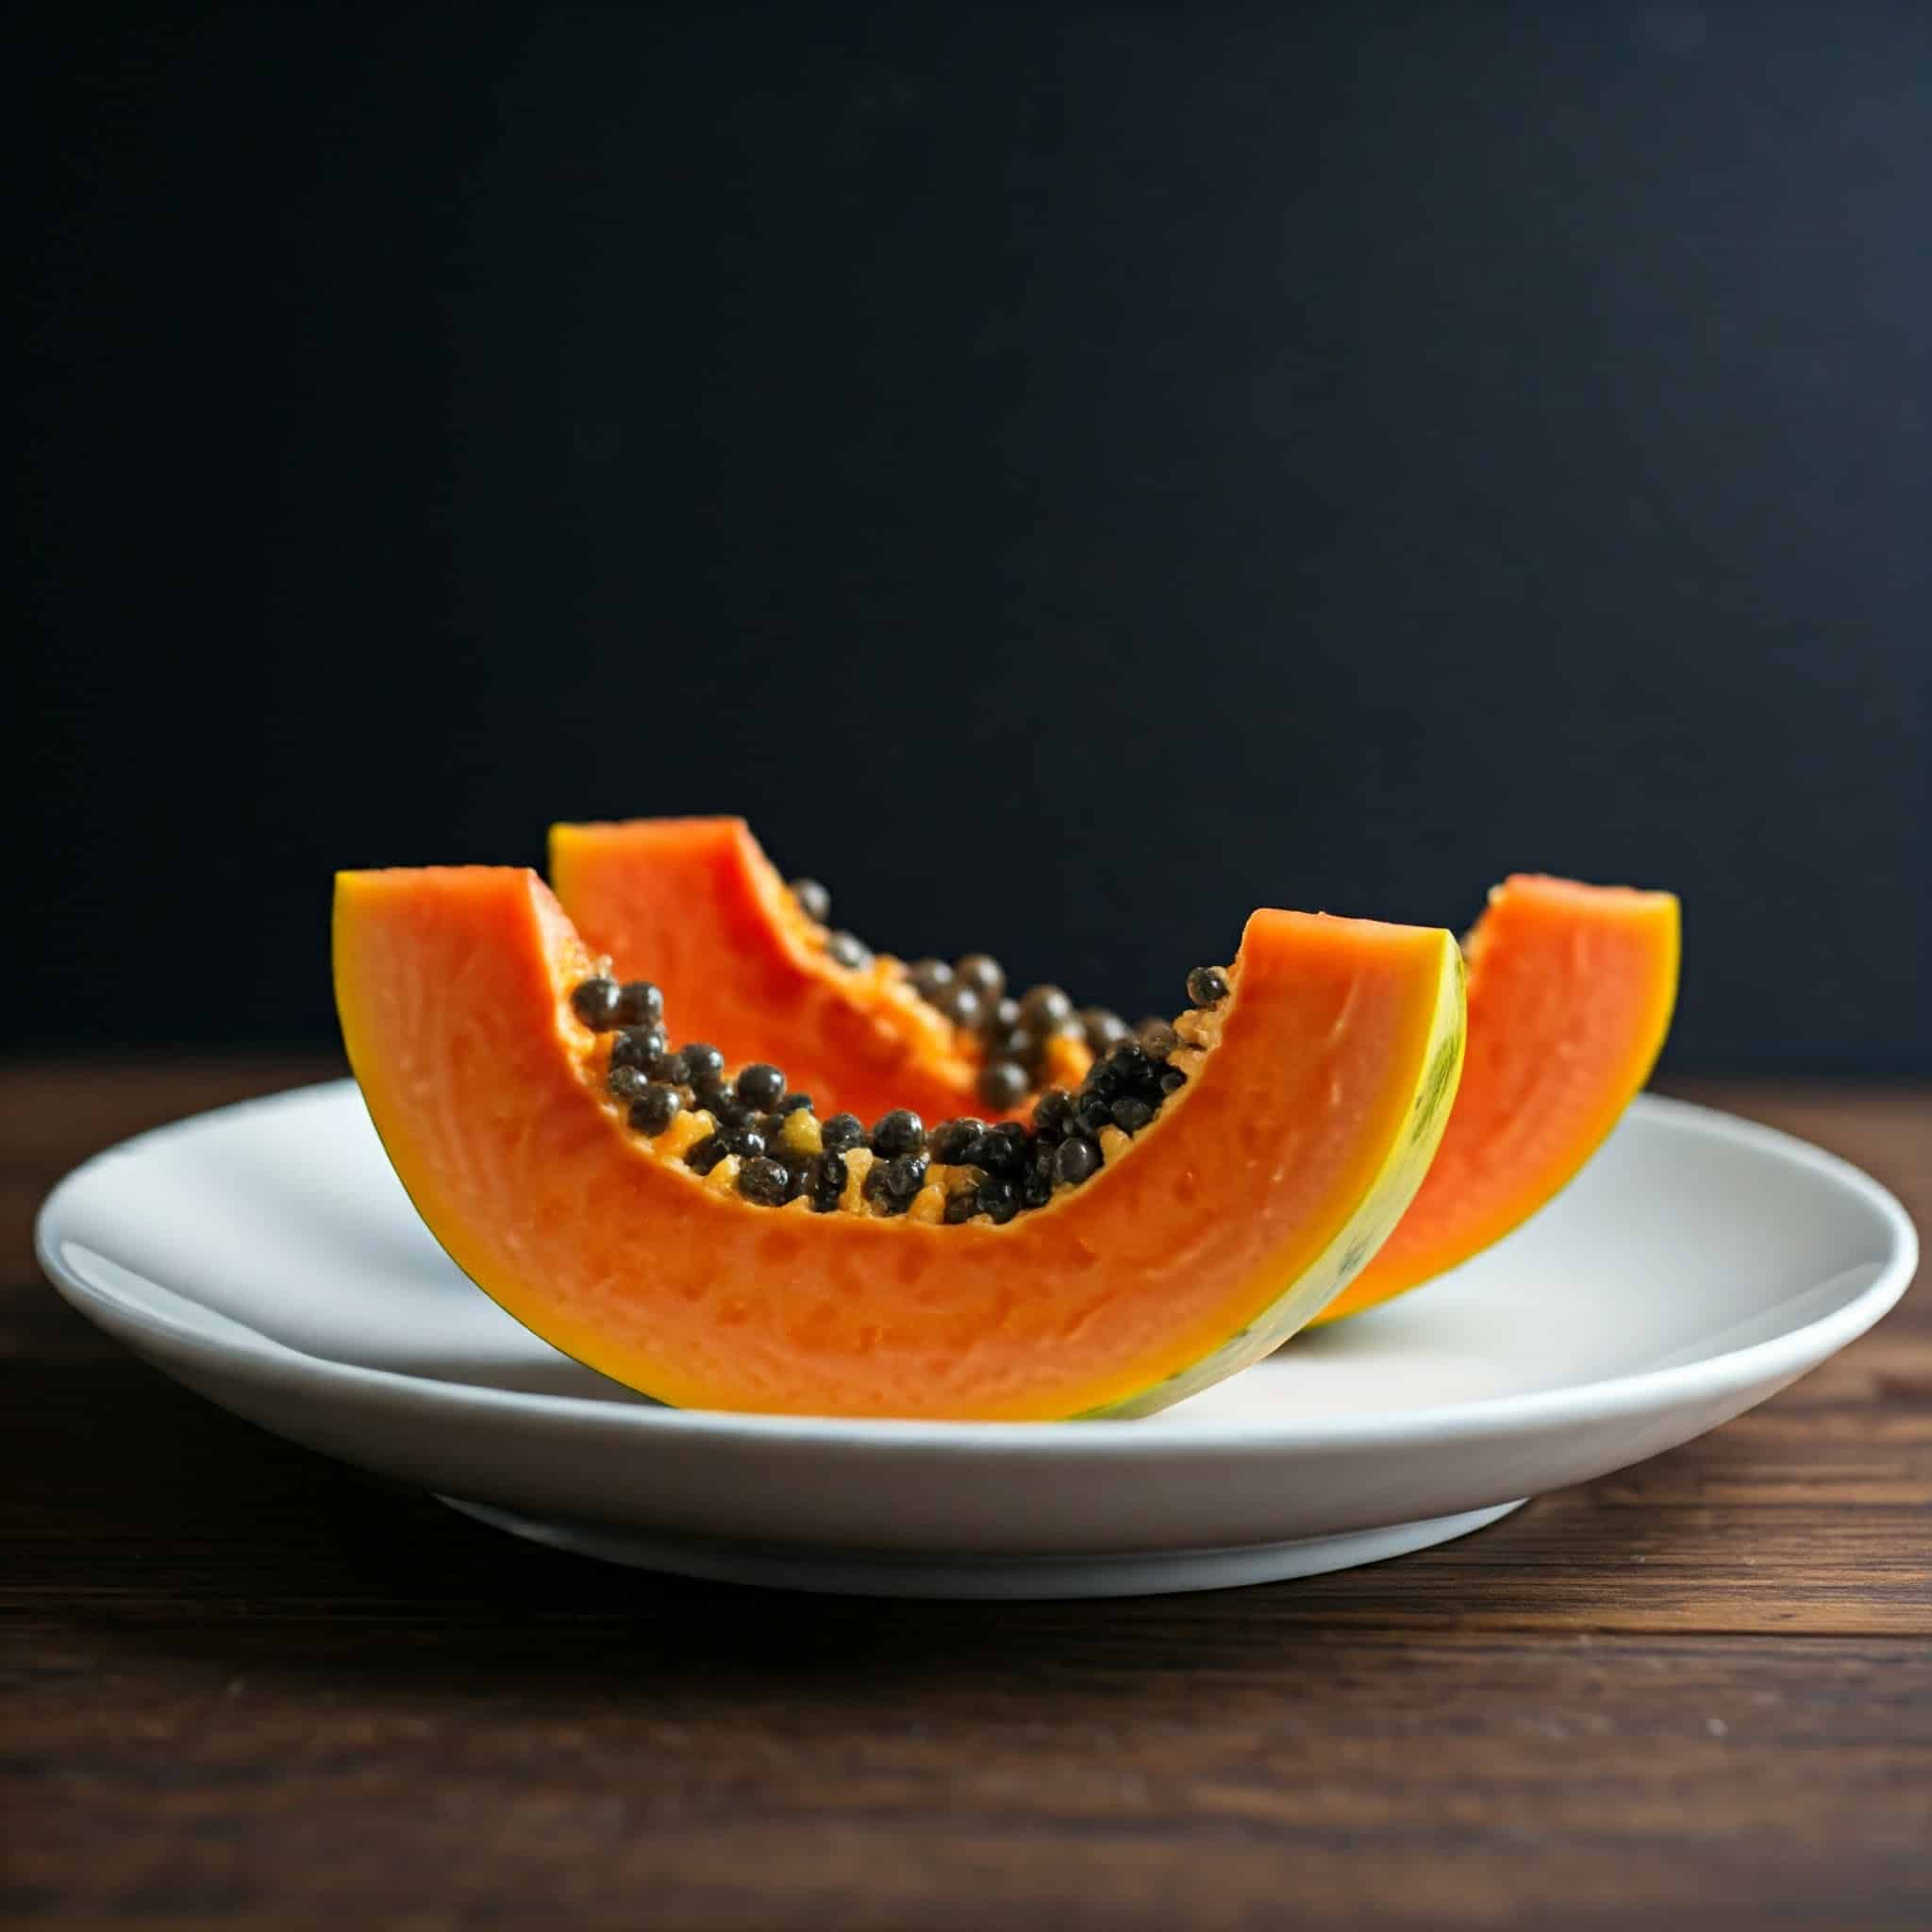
[35, 1082, 1920, 1456]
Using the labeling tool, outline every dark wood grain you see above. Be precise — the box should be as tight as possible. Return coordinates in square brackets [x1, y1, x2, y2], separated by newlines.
[3, 1062, 1926, 1930]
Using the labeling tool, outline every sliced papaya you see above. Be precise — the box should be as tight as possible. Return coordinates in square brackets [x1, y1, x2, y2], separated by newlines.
[333, 866, 1464, 1420]
[550, 817, 998, 1126]
[1312, 874, 1679, 1324]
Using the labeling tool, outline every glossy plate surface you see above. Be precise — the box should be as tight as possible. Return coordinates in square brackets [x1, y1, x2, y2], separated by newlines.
[37, 1085, 1916, 1597]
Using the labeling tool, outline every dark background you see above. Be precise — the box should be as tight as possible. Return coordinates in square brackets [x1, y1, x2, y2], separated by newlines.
[11, 4, 1927, 1069]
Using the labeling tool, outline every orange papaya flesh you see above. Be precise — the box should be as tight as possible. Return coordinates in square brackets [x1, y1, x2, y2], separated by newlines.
[333, 866, 1465, 1420]
[549, 817, 1079, 1125]
[1312, 874, 1679, 1324]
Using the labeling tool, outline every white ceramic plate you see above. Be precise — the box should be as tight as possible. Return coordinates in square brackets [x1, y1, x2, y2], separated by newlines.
[37, 1084, 1916, 1598]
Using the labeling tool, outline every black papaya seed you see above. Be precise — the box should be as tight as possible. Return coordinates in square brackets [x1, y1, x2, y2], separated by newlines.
[629, 1083, 683, 1135]
[1186, 965, 1230, 1008]
[736, 1062, 786, 1109]
[681, 1041, 725, 1082]
[955, 954, 1007, 1002]
[978, 1059, 1029, 1111]
[737, 1157, 790, 1206]
[871, 1109, 925, 1158]
[570, 977, 623, 1030]
[610, 1025, 668, 1073]
[1055, 1136, 1102, 1185]
[608, 1063, 653, 1105]
[824, 930, 873, 970]
[612, 980, 664, 1027]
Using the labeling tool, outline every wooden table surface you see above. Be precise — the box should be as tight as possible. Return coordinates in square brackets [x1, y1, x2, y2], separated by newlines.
[4, 1061, 1926, 1929]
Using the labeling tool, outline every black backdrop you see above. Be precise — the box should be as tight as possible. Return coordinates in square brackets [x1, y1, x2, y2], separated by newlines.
[12, 5, 1928, 1068]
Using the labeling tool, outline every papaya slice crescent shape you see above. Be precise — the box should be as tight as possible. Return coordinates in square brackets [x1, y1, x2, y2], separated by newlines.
[333, 866, 1465, 1420]
[1312, 874, 1679, 1324]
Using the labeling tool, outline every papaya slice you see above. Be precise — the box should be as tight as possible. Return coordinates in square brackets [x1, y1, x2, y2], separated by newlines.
[333, 866, 1464, 1420]
[548, 816, 1080, 1125]
[1312, 874, 1679, 1324]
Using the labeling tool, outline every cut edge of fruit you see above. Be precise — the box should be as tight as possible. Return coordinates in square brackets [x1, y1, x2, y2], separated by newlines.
[1091, 930, 1465, 1415]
